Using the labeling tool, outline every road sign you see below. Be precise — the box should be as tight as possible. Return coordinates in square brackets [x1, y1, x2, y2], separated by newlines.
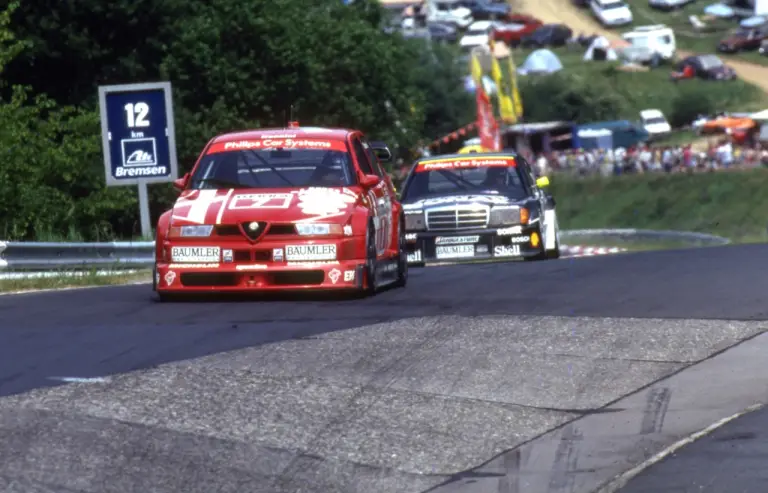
[98, 82, 179, 237]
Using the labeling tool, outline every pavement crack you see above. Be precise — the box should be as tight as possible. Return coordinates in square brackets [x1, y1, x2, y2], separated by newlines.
[547, 352, 690, 365]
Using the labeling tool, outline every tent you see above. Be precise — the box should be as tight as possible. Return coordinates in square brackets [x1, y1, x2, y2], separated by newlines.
[583, 36, 618, 62]
[517, 49, 563, 75]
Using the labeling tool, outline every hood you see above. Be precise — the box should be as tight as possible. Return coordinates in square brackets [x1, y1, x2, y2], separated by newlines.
[170, 187, 362, 226]
[403, 193, 516, 210]
[720, 35, 742, 46]
[453, 6, 472, 17]
[644, 123, 671, 134]
[600, 8, 631, 20]
[460, 34, 490, 46]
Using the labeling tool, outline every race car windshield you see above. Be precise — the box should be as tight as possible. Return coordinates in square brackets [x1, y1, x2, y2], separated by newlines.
[189, 149, 356, 189]
[402, 165, 529, 201]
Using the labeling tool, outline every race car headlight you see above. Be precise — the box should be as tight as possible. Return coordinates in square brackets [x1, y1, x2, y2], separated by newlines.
[295, 223, 343, 236]
[489, 206, 519, 226]
[404, 211, 425, 231]
[168, 225, 214, 237]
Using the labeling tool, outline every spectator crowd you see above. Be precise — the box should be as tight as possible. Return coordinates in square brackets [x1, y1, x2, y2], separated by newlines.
[526, 139, 768, 177]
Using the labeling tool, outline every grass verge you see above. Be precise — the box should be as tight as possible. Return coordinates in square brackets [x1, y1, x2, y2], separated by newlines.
[0, 269, 152, 293]
[514, 46, 768, 126]
[561, 234, 720, 251]
[549, 167, 768, 243]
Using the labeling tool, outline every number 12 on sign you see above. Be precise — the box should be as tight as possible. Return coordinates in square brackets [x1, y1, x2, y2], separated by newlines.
[124, 102, 150, 128]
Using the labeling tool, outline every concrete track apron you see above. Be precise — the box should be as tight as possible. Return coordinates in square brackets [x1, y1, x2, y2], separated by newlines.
[2, 244, 768, 493]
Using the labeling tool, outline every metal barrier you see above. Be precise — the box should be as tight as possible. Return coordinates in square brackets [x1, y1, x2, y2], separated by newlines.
[0, 241, 154, 270]
[0, 229, 731, 272]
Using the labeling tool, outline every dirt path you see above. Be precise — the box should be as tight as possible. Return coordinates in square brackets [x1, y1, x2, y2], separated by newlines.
[512, 0, 768, 94]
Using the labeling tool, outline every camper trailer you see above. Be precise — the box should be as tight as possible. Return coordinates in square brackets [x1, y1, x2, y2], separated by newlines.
[621, 24, 676, 65]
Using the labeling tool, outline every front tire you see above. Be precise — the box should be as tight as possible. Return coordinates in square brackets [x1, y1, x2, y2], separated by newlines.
[361, 222, 377, 297]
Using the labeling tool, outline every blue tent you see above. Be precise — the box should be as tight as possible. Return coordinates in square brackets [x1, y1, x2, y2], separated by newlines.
[518, 49, 563, 75]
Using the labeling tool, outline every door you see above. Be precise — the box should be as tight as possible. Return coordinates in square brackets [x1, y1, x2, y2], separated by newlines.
[352, 137, 392, 257]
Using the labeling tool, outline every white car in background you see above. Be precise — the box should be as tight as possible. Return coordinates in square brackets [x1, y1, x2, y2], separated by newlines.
[590, 0, 633, 26]
[459, 20, 501, 50]
[640, 109, 672, 139]
[648, 0, 695, 9]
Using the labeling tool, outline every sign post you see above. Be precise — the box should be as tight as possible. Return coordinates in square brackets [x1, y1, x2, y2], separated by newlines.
[98, 82, 179, 238]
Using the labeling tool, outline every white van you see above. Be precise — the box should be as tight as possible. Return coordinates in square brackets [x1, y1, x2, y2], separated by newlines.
[425, 0, 473, 29]
[621, 24, 676, 65]
[640, 109, 672, 138]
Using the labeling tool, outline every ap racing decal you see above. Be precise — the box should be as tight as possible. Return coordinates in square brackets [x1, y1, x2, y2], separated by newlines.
[415, 157, 516, 172]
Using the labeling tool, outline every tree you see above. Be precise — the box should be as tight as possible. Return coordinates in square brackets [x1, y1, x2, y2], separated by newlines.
[2, 0, 476, 240]
[0, 2, 136, 241]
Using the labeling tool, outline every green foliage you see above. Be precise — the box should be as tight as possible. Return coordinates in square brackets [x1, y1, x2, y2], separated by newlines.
[0, 87, 137, 240]
[1, 0, 472, 240]
[516, 48, 766, 124]
[549, 169, 768, 241]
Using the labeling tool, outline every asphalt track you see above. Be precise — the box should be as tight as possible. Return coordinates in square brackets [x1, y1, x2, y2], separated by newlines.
[2, 244, 768, 493]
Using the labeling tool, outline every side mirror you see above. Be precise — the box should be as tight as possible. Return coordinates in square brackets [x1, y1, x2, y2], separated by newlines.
[536, 176, 550, 188]
[173, 173, 190, 191]
[360, 174, 381, 189]
[369, 141, 393, 163]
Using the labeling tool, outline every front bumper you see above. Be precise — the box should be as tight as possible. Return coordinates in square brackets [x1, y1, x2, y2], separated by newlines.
[404, 225, 544, 265]
[156, 237, 366, 292]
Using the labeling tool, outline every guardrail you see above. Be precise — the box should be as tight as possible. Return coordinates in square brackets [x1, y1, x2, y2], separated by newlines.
[0, 241, 154, 270]
[0, 229, 731, 272]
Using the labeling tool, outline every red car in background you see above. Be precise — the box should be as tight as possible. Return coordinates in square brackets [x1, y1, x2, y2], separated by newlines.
[492, 14, 542, 46]
[153, 124, 408, 300]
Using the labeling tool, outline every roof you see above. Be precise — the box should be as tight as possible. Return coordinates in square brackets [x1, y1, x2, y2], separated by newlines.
[212, 126, 353, 143]
[416, 152, 518, 164]
[640, 109, 664, 118]
[577, 120, 638, 130]
[468, 21, 495, 30]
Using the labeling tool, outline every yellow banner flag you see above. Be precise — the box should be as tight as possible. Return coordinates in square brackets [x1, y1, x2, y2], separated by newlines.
[491, 54, 515, 124]
[470, 51, 483, 85]
[507, 53, 523, 119]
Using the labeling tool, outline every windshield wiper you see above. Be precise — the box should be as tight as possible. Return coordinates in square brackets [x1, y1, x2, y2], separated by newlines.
[439, 170, 485, 190]
[194, 177, 245, 189]
[245, 150, 295, 186]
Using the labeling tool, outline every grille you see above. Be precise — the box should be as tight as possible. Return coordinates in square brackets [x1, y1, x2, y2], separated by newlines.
[425, 206, 488, 231]
[241, 221, 268, 241]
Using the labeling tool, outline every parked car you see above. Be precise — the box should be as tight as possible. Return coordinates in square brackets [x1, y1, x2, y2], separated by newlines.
[492, 14, 543, 46]
[639, 109, 672, 139]
[648, 0, 695, 10]
[425, 0, 474, 29]
[456, 0, 511, 20]
[520, 24, 572, 48]
[718, 24, 768, 53]
[460, 20, 502, 51]
[402, 23, 459, 43]
[671, 54, 736, 81]
[590, 0, 633, 26]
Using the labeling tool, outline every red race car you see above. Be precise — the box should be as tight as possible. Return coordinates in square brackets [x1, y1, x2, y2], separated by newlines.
[153, 123, 408, 300]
